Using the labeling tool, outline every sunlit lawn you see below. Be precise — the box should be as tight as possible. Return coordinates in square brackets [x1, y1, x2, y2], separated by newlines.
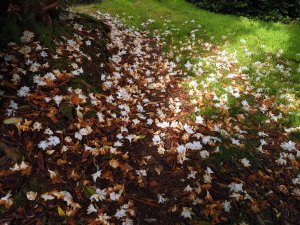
[73, 0, 300, 129]
[73, 2, 300, 222]
[73, 0, 300, 60]
[1, 1, 299, 224]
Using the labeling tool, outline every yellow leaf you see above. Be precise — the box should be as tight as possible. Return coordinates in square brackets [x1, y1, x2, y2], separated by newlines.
[3, 117, 22, 125]
[57, 206, 66, 217]
[138, 135, 146, 140]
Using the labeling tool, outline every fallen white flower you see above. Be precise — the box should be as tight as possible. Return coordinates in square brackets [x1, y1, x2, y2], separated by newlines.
[181, 207, 192, 219]
[87, 204, 97, 214]
[26, 191, 38, 201]
[41, 193, 55, 201]
[53, 95, 63, 106]
[241, 158, 251, 167]
[228, 182, 243, 193]
[281, 140, 296, 151]
[92, 170, 102, 182]
[17, 86, 30, 97]
[21, 31, 34, 43]
[110, 192, 121, 201]
[222, 200, 231, 212]
[195, 115, 205, 125]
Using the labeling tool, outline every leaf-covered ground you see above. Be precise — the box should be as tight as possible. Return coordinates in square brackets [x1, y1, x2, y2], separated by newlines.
[0, 9, 300, 225]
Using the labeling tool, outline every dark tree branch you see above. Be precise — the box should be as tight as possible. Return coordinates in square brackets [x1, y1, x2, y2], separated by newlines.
[23, 0, 29, 14]
[39, 0, 60, 15]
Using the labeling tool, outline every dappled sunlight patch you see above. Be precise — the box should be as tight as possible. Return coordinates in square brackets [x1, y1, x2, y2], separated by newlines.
[0, 5, 299, 225]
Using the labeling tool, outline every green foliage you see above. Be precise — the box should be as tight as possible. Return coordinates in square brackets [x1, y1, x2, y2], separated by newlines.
[187, 0, 300, 23]
[0, 0, 53, 47]
[73, 0, 300, 60]
[63, 0, 102, 6]
[0, 15, 22, 44]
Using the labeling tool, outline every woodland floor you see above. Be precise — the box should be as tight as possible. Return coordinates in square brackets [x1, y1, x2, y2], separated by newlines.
[0, 8, 300, 225]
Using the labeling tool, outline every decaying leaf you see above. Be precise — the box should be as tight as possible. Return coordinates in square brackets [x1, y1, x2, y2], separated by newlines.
[3, 117, 22, 125]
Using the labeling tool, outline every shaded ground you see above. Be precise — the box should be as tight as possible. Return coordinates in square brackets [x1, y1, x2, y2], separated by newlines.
[0, 10, 300, 225]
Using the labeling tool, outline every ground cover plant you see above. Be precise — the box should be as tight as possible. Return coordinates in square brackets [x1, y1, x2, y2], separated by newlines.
[0, 0, 300, 224]
[186, 0, 300, 23]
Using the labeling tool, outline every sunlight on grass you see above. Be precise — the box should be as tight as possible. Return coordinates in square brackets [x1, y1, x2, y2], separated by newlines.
[1, 1, 300, 223]
[72, 0, 300, 128]
[73, 0, 300, 60]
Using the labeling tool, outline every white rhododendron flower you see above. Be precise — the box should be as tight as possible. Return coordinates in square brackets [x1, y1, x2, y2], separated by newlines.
[33, 122, 42, 131]
[177, 145, 186, 154]
[17, 86, 30, 97]
[38, 140, 48, 150]
[241, 158, 251, 167]
[200, 150, 209, 159]
[48, 136, 60, 146]
[44, 128, 53, 135]
[53, 95, 63, 106]
[87, 204, 97, 214]
[48, 169, 57, 179]
[6, 100, 18, 116]
[281, 141, 296, 151]
[187, 170, 197, 179]
[181, 207, 192, 219]
[85, 40, 92, 46]
[110, 192, 121, 201]
[92, 170, 102, 182]
[158, 194, 167, 204]
[96, 213, 111, 224]
[41, 193, 55, 201]
[276, 156, 287, 165]
[10, 161, 30, 171]
[75, 132, 83, 140]
[189, 141, 202, 150]
[91, 189, 107, 202]
[222, 200, 231, 212]
[21, 31, 34, 43]
[184, 61, 192, 69]
[26, 192, 38, 201]
[183, 124, 194, 134]
[152, 134, 162, 145]
[115, 208, 127, 218]
[228, 182, 244, 193]
[29, 62, 40, 72]
[195, 115, 204, 125]
[0, 191, 13, 208]
[40, 51, 48, 57]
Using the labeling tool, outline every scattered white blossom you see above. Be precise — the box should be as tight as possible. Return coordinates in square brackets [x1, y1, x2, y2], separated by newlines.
[87, 204, 97, 214]
[17, 86, 30, 97]
[281, 141, 297, 151]
[92, 170, 102, 182]
[33, 122, 42, 131]
[21, 31, 34, 43]
[181, 207, 192, 219]
[241, 158, 251, 167]
[110, 192, 121, 201]
[91, 189, 107, 202]
[222, 200, 231, 212]
[26, 192, 37, 201]
[228, 182, 244, 193]
[53, 95, 63, 106]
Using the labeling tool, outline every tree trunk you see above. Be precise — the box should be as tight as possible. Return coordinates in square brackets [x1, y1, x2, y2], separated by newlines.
[38, 0, 60, 27]
[0, 0, 61, 46]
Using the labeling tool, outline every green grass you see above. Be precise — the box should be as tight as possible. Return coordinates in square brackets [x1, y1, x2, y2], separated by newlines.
[73, 0, 300, 128]
[73, 0, 300, 61]
[68, 2, 300, 223]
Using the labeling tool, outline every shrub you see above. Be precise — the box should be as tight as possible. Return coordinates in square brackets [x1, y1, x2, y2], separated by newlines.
[63, 0, 102, 5]
[186, 0, 300, 23]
